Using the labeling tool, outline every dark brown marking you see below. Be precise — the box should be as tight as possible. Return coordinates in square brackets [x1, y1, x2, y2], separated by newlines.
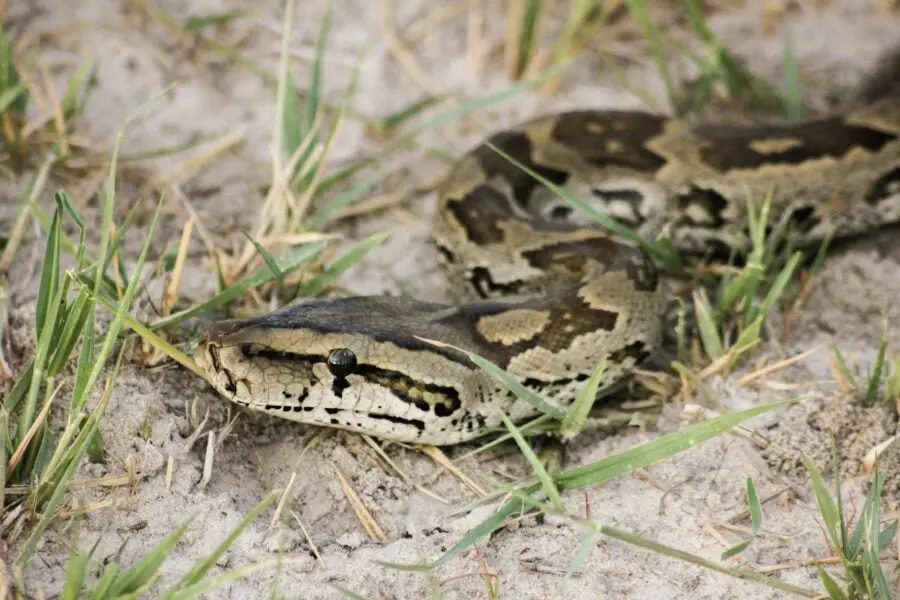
[591, 188, 644, 204]
[435, 243, 457, 264]
[435, 402, 458, 418]
[354, 364, 462, 416]
[608, 340, 649, 365]
[367, 413, 426, 432]
[281, 389, 310, 410]
[865, 166, 900, 205]
[469, 266, 525, 299]
[445, 186, 512, 245]
[472, 130, 570, 206]
[549, 111, 668, 173]
[539, 302, 618, 353]
[209, 345, 221, 372]
[441, 292, 618, 361]
[332, 377, 350, 398]
[223, 370, 236, 394]
[693, 117, 897, 172]
[548, 204, 574, 220]
[522, 238, 657, 292]
[674, 187, 729, 228]
[784, 205, 819, 234]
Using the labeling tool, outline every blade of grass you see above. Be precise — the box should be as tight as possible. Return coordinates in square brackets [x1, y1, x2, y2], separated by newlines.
[497, 412, 563, 513]
[164, 491, 278, 592]
[555, 399, 797, 490]
[102, 519, 193, 596]
[291, 231, 390, 299]
[558, 358, 606, 439]
[148, 240, 326, 330]
[415, 337, 566, 420]
[482, 140, 677, 267]
[17, 195, 164, 562]
[803, 455, 842, 550]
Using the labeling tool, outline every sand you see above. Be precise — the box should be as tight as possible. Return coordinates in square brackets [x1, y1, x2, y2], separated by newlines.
[5, 0, 900, 598]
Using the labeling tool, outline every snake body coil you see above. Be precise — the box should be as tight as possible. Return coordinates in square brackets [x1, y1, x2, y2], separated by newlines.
[196, 50, 900, 445]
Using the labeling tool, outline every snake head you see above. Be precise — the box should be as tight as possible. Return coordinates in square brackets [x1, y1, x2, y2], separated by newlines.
[193, 297, 486, 443]
[195, 318, 324, 414]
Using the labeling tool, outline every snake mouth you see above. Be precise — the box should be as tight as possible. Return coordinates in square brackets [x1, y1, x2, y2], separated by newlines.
[196, 340, 240, 396]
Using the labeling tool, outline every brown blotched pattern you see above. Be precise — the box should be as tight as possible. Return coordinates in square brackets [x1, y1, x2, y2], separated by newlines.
[196, 45, 900, 445]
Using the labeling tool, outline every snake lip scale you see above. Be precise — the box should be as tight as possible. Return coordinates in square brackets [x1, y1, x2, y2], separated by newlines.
[195, 47, 900, 446]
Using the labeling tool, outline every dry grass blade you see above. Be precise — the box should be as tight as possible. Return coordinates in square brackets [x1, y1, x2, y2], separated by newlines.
[419, 446, 486, 497]
[332, 464, 387, 542]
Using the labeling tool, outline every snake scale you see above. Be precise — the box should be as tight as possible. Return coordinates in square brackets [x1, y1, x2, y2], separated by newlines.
[195, 48, 900, 445]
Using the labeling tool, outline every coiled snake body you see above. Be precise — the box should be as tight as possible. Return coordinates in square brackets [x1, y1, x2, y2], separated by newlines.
[196, 51, 900, 445]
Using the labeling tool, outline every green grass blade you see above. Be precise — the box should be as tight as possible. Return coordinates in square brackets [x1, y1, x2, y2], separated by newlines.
[864, 317, 889, 405]
[87, 562, 121, 600]
[848, 468, 886, 559]
[747, 476, 763, 535]
[384, 498, 525, 570]
[714, 261, 763, 319]
[415, 337, 566, 419]
[802, 455, 841, 549]
[18, 204, 65, 457]
[34, 202, 62, 351]
[565, 527, 603, 581]
[2, 361, 33, 418]
[622, 0, 676, 106]
[419, 400, 795, 574]
[60, 538, 96, 600]
[16, 370, 111, 564]
[292, 231, 390, 299]
[305, 2, 331, 134]
[0, 84, 25, 116]
[18, 194, 164, 560]
[693, 289, 724, 359]
[104, 519, 192, 596]
[557, 400, 795, 489]
[59, 59, 96, 124]
[46, 289, 93, 377]
[779, 30, 806, 120]
[816, 565, 849, 600]
[166, 491, 278, 591]
[164, 559, 298, 600]
[513, 0, 541, 78]
[331, 584, 377, 600]
[720, 538, 752, 561]
[306, 175, 381, 230]
[376, 97, 443, 134]
[498, 412, 563, 513]
[559, 359, 606, 438]
[831, 344, 857, 390]
[243, 232, 285, 296]
[184, 11, 247, 31]
[149, 240, 326, 330]
[597, 523, 818, 597]
[752, 251, 802, 323]
[482, 140, 675, 266]
[71, 303, 96, 410]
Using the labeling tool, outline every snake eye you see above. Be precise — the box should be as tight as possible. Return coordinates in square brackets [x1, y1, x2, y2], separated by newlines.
[327, 348, 357, 377]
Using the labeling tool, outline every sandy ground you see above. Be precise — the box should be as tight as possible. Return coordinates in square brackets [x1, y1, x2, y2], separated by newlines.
[5, 0, 900, 598]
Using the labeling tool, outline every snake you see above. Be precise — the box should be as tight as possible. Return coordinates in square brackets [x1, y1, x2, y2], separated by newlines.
[194, 48, 900, 446]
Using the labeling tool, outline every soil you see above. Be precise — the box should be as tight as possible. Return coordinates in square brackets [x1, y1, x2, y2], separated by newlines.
[4, 0, 900, 598]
